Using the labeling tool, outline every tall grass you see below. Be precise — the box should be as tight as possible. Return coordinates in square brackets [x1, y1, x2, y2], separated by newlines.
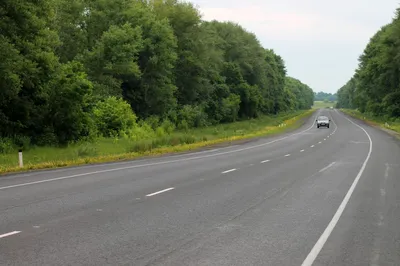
[341, 109, 400, 133]
[0, 109, 315, 174]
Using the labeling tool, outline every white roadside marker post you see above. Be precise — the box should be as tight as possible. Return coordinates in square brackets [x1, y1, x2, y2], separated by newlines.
[18, 149, 23, 168]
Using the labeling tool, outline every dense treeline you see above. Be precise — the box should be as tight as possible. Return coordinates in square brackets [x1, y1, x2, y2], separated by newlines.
[336, 7, 400, 120]
[314, 92, 337, 102]
[0, 0, 314, 147]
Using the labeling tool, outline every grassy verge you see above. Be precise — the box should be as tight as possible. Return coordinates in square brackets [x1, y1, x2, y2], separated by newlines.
[0, 109, 315, 174]
[340, 109, 400, 135]
[313, 100, 336, 109]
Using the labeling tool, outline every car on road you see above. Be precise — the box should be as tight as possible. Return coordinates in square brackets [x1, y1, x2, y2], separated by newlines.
[316, 115, 330, 128]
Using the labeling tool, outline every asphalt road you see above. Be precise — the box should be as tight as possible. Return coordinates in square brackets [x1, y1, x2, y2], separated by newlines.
[1, 109, 399, 266]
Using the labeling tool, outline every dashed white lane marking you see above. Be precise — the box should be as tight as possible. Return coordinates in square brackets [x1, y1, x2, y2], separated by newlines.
[311, 145, 315, 148]
[261, 160, 270, 163]
[302, 110, 372, 266]
[300, 150, 305, 152]
[0, 231, 21, 239]
[285, 154, 291, 157]
[319, 162, 336, 173]
[146, 187, 175, 197]
[324, 138, 326, 141]
[318, 141, 322, 144]
[0, 111, 323, 191]
[222, 168, 237, 174]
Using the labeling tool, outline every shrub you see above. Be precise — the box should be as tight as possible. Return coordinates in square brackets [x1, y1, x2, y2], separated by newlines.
[93, 96, 138, 137]
[0, 138, 14, 154]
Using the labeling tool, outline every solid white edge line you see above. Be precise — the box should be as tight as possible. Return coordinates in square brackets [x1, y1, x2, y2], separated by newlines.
[301, 110, 373, 266]
[0, 231, 21, 239]
[261, 160, 270, 163]
[222, 168, 237, 174]
[146, 187, 174, 197]
[0, 111, 322, 191]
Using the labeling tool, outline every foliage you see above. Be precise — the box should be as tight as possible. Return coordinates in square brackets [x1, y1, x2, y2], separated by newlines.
[0, 0, 315, 151]
[0, 110, 314, 173]
[336, 7, 400, 120]
[314, 91, 337, 102]
[92, 96, 138, 138]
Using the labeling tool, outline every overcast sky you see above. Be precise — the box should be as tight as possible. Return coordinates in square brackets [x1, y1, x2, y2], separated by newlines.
[192, 0, 399, 94]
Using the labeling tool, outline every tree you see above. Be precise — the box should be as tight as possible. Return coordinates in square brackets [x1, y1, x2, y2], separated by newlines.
[337, 7, 400, 119]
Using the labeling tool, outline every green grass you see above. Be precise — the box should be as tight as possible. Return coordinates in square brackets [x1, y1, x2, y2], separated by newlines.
[0, 109, 315, 174]
[341, 109, 400, 134]
[313, 100, 336, 109]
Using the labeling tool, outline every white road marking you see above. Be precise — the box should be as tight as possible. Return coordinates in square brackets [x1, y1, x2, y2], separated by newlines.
[261, 160, 270, 163]
[285, 154, 291, 157]
[318, 141, 322, 144]
[222, 168, 237, 174]
[146, 187, 175, 197]
[0, 111, 323, 191]
[324, 138, 326, 141]
[311, 145, 315, 148]
[319, 162, 336, 173]
[302, 110, 372, 266]
[0, 231, 21, 239]
[300, 150, 305, 152]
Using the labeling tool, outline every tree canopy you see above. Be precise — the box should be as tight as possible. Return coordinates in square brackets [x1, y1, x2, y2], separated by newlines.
[0, 0, 315, 146]
[314, 92, 337, 102]
[336, 7, 400, 119]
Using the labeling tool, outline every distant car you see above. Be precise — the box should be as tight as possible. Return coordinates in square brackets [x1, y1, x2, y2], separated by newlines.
[316, 115, 330, 128]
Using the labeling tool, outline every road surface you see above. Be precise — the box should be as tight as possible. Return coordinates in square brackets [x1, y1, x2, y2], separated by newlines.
[1, 109, 399, 266]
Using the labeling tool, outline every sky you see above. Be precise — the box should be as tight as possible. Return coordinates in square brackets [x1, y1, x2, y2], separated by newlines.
[191, 0, 399, 94]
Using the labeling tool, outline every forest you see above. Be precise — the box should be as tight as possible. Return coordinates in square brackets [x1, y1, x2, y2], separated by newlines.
[314, 92, 337, 102]
[0, 0, 315, 151]
[336, 7, 400, 121]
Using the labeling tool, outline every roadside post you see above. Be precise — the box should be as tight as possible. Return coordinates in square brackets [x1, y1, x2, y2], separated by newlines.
[18, 149, 23, 168]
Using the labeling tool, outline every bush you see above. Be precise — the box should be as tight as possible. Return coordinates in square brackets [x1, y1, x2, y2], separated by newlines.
[93, 96, 138, 137]
[12, 135, 31, 150]
[160, 119, 175, 134]
[0, 138, 14, 154]
[178, 105, 209, 128]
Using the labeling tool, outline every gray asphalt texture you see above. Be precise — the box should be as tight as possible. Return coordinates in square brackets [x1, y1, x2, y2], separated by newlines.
[0, 109, 399, 266]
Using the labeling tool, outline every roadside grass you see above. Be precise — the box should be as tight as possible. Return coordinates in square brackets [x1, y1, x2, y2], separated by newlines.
[0, 109, 315, 174]
[341, 109, 400, 134]
[313, 101, 336, 109]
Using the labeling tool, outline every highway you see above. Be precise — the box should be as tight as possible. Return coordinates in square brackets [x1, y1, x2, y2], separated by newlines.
[1, 109, 400, 266]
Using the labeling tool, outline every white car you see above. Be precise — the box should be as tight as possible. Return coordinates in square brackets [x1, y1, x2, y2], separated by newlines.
[316, 116, 330, 128]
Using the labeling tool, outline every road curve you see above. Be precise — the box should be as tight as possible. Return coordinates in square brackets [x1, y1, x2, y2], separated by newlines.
[0, 109, 399, 266]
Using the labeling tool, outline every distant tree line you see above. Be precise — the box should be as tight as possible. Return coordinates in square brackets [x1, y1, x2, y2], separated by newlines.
[0, 0, 315, 146]
[314, 92, 337, 102]
[336, 7, 400, 120]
